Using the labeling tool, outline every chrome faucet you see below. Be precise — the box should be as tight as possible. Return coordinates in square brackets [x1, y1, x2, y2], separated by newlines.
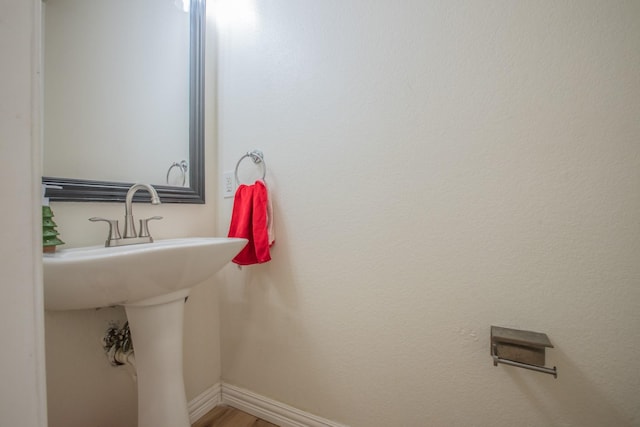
[123, 183, 161, 238]
[90, 184, 163, 247]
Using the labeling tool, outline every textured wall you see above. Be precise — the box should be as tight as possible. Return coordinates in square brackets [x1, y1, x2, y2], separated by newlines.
[216, 1, 640, 426]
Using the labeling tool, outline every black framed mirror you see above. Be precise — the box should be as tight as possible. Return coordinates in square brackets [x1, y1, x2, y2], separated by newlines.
[43, 0, 205, 204]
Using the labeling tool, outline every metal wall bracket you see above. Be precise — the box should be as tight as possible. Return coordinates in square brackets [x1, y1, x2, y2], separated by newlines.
[491, 326, 557, 378]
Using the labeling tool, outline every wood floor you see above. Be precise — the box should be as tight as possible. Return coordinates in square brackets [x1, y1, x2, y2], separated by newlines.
[192, 405, 279, 427]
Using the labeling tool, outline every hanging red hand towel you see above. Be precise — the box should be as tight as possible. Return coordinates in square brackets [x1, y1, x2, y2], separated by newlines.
[227, 180, 272, 265]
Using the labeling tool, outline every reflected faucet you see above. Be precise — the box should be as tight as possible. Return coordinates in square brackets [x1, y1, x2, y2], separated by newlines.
[90, 183, 163, 247]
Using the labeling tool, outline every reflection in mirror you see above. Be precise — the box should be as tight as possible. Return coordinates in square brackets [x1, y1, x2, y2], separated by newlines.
[42, 0, 205, 203]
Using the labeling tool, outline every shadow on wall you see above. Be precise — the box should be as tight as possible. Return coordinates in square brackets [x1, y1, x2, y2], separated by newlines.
[220, 272, 348, 416]
[218, 208, 352, 420]
[508, 346, 634, 426]
[45, 307, 138, 427]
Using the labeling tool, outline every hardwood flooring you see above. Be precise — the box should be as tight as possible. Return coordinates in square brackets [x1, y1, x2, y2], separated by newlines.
[192, 405, 279, 427]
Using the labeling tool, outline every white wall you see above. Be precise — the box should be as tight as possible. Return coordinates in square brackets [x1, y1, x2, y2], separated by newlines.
[216, 1, 640, 426]
[0, 0, 48, 426]
[43, 5, 222, 427]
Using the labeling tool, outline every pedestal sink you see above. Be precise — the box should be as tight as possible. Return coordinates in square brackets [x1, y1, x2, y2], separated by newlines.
[43, 237, 247, 427]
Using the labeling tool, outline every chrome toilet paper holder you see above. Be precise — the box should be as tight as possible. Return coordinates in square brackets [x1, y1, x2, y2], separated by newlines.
[491, 325, 557, 378]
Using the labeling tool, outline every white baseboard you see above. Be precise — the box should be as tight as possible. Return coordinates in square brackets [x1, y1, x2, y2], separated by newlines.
[187, 382, 348, 427]
[188, 383, 221, 424]
[221, 383, 348, 427]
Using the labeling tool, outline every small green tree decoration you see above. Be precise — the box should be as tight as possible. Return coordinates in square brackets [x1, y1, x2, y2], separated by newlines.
[43, 206, 64, 253]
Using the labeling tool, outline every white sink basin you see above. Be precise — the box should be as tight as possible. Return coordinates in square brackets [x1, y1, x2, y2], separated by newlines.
[43, 237, 247, 310]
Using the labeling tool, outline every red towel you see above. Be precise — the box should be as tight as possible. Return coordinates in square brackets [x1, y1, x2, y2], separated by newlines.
[227, 180, 272, 265]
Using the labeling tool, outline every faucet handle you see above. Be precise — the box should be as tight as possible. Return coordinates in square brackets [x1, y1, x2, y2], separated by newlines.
[89, 217, 122, 243]
[138, 216, 163, 239]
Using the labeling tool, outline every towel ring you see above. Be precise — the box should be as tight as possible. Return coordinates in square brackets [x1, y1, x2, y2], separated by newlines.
[166, 160, 188, 186]
[234, 150, 266, 185]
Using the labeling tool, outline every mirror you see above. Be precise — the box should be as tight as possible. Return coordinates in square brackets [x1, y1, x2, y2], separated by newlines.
[42, 0, 205, 203]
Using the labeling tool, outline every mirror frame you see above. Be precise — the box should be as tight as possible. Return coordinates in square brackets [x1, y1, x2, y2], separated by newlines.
[43, 0, 206, 204]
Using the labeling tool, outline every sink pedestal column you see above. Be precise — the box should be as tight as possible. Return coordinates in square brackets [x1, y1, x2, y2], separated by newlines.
[124, 289, 191, 427]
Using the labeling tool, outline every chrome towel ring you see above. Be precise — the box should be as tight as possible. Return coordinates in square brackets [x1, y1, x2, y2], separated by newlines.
[235, 150, 266, 185]
[166, 160, 188, 186]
